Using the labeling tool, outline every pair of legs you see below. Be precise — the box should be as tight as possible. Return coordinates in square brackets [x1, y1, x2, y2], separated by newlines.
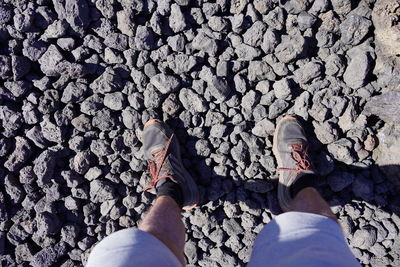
[87, 117, 359, 267]
[139, 187, 337, 265]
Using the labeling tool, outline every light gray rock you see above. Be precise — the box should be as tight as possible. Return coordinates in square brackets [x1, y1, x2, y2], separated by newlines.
[248, 61, 276, 81]
[104, 92, 126, 110]
[169, 4, 187, 33]
[252, 118, 275, 137]
[340, 14, 371, 45]
[364, 91, 400, 124]
[179, 88, 208, 113]
[192, 32, 218, 55]
[275, 34, 306, 63]
[150, 73, 181, 94]
[343, 45, 374, 89]
[38, 45, 64, 76]
[243, 21, 266, 47]
[294, 62, 323, 84]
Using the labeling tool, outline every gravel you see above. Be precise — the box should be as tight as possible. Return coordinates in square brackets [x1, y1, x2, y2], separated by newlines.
[0, 0, 399, 266]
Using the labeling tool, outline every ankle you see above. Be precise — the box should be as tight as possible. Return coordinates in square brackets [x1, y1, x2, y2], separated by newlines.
[156, 178, 183, 209]
[291, 187, 338, 222]
[155, 195, 179, 205]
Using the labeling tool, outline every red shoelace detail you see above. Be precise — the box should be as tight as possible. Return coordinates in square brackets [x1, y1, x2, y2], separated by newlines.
[144, 134, 174, 191]
[277, 143, 311, 173]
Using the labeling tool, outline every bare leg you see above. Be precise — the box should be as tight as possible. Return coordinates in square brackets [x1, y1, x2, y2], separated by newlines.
[290, 187, 338, 223]
[139, 196, 185, 265]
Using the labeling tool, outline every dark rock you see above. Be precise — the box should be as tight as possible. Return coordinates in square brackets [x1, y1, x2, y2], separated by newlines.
[122, 107, 141, 129]
[283, 0, 311, 14]
[264, 7, 285, 30]
[297, 11, 317, 30]
[92, 109, 116, 131]
[294, 62, 323, 84]
[4, 81, 32, 98]
[235, 43, 262, 61]
[22, 39, 47, 62]
[207, 76, 231, 102]
[104, 92, 127, 111]
[104, 33, 128, 51]
[222, 219, 243, 236]
[90, 67, 123, 94]
[352, 175, 374, 200]
[169, 4, 187, 33]
[4, 137, 31, 172]
[5, 174, 25, 205]
[116, 10, 135, 36]
[167, 54, 198, 75]
[179, 88, 208, 113]
[192, 32, 218, 55]
[52, 0, 90, 35]
[0, 55, 12, 79]
[331, 0, 352, 15]
[243, 21, 266, 47]
[38, 44, 64, 76]
[343, 45, 374, 89]
[42, 20, 69, 40]
[241, 90, 261, 110]
[72, 151, 92, 174]
[327, 138, 355, 164]
[135, 26, 158, 50]
[248, 61, 276, 81]
[273, 78, 293, 100]
[34, 150, 57, 186]
[36, 212, 61, 236]
[261, 29, 280, 54]
[275, 34, 306, 63]
[268, 99, 289, 119]
[0, 106, 23, 137]
[89, 179, 116, 203]
[11, 55, 31, 80]
[15, 243, 34, 263]
[325, 54, 345, 77]
[244, 180, 274, 193]
[252, 118, 275, 137]
[313, 121, 340, 144]
[327, 171, 354, 192]
[340, 14, 372, 45]
[150, 73, 181, 94]
[40, 117, 64, 143]
[0, 5, 13, 24]
[351, 225, 377, 249]
[61, 81, 87, 103]
[30, 242, 67, 267]
[364, 91, 400, 124]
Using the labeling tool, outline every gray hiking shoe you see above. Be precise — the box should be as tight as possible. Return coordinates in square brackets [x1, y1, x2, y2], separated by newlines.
[273, 116, 316, 211]
[142, 119, 199, 210]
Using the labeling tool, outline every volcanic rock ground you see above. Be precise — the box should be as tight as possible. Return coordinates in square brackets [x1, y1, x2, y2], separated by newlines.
[1, 0, 400, 266]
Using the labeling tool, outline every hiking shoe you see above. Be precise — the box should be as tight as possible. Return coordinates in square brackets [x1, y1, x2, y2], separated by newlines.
[142, 119, 199, 210]
[273, 116, 316, 211]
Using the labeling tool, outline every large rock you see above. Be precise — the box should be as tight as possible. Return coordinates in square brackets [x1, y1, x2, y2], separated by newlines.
[372, 0, 400, 90]
[364, 91, 400, 124]
[343, 43, 375, 89]
[275, 34, 306, 63]
[52, 0, 89, 35]
[372, 123, 400, 191]
[38, 45, 64, 76]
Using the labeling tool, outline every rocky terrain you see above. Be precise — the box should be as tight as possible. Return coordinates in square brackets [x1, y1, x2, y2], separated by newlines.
[1, 0, 400, 266]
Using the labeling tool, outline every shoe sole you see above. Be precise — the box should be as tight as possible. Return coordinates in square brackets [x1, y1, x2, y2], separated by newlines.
[273, 115, 297, 211]
[144, 119, 200, 211]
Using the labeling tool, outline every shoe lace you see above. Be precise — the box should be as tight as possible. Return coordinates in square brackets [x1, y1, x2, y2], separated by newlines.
[144, 134, 174, 191]
[277, 143, 311, 173]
